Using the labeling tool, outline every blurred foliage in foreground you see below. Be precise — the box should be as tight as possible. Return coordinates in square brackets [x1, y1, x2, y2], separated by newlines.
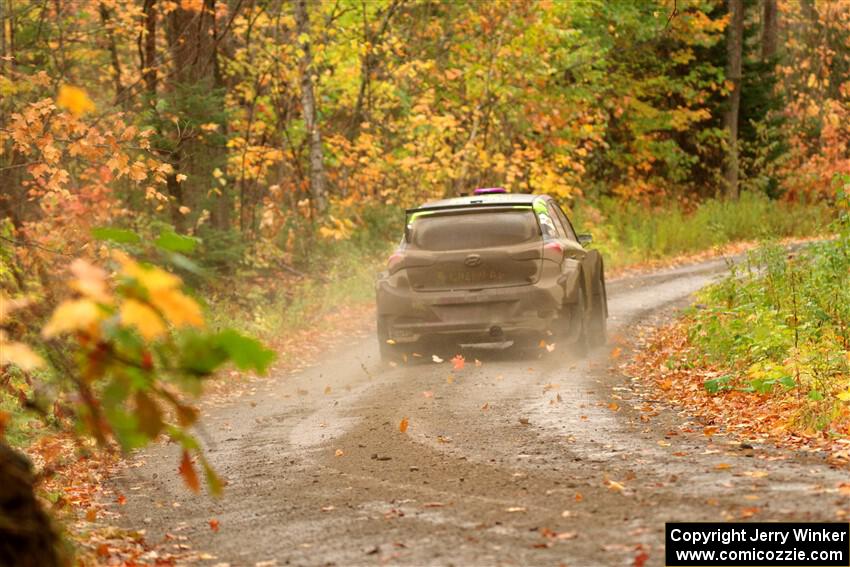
[686, 173, 850, 434]
[0, 228, 275, 494]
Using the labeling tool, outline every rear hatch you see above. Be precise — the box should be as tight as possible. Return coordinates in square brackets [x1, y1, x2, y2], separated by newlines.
[402, 207, 543, 291]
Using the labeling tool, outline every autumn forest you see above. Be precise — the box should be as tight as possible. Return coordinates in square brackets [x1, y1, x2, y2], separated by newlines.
[1, 0, 849, 565]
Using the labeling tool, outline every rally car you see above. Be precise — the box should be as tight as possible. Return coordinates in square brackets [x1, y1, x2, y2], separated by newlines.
[375, 189, 607, 361]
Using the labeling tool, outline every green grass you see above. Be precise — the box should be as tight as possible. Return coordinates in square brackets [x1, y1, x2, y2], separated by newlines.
[572, 192, 832, 269]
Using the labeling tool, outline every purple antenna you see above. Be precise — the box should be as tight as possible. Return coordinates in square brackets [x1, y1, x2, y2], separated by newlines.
[473, 187, 507, 195]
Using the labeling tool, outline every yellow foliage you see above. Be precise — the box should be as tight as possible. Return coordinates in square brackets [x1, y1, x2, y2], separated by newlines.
[0, 331, 44, 370]
[69, 259, 111, 303]
[149, 288, 204, 329]
[42, 299, 102, 338]
[121, 299, 167, 340]
[114, 250, 204, 330]
[56, 85, 95, 117]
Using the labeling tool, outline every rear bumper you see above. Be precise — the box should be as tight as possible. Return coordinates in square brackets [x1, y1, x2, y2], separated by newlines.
[376, 275, 566, 344]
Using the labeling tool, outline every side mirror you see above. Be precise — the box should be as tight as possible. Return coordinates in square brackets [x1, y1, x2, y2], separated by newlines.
[577, 233, 593, 246]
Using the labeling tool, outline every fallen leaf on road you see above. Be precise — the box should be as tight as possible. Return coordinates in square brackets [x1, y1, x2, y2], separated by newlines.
[335, 449, 344, 457]
[518, 417, 530, 425]
[703, 426, 718, 438]
[657, 440, 671, 447]
[321, 505, 335, 512]
[740, 506, 760, 518]
[608, 402, 619, 412]
[610, 347, 622, 359]
[561, 510, 571, 518]
[85, 508, 97, 522]
[399, 417, 409, 433]
[742, 470, 768, 478]
[633, 548, 650, 567]
[715, 463, 732, 470]
[575, 492, 583, 502]
[540, 528, 576, 540]
[446, 375, 454, 384]
[481, 402, 489, 410]
[209, 518, 219, 532]
[324, 385, 332, 395]
[386, 339, 396, 345]
[505, 506, 527, 513]
[838, 483, 850, 496]
[422, 390, 434, 398]
[423, 502, 445, 508]
[605, 479, 625, 492]
[475, 359, 482, 367]
[116, 494, 126, 505]
[451, 354, 465, 370]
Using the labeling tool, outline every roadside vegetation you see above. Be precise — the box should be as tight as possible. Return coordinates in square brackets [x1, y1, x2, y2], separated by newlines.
[631, 173, 850, 460]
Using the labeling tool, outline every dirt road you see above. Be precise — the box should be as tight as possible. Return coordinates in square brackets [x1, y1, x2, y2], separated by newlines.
[113, 257, 846, 566]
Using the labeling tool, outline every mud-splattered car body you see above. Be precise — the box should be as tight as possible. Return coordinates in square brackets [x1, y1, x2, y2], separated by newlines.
[376, 192, 607, 360]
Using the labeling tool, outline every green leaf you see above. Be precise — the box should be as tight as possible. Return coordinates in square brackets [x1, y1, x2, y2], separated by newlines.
[92, 227, 141, 244]
[214, 329, 275, 374]
[178, 332, 229, 376]
[155, 230, 199, 254]
[777, 376, 797, 389]
[808, 390, 824, 401]
[703, 375, 732, 394]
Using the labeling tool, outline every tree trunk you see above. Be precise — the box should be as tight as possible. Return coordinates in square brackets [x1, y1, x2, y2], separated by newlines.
[165, 0, 231, 232]
[294, 0, 328, 217]
[141, 0, 157, 94]
[0, 442, 65, 567]
[761, 0, 778, 60]
[99, 2, 124, 101]
[723, 0, 744, 200]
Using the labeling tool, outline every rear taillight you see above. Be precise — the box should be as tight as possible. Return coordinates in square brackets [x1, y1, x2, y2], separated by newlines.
[543, 241, 563, 262]
[544, 241, 563, 254]
[387, 251, 405, 273]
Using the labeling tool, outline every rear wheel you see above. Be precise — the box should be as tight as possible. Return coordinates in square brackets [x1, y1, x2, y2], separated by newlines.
[587, 273, 607, 347]
[377, 317, 402, 363]
[559, 285, 588, 357]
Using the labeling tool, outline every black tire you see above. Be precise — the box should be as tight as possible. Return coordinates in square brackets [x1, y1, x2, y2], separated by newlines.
[377, 316, 402, 363]
[587, 273, 607, 347]
[559, 284, 588, 358]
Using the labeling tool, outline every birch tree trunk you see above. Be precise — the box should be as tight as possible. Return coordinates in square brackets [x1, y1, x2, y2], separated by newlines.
[724, 0, 744, 200]
[294, 0, 328, 217]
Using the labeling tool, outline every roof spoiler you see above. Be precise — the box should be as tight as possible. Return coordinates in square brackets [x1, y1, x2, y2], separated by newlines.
[403, 201, 534, 242]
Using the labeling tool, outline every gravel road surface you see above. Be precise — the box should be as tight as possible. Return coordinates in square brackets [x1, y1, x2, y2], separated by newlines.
[113, 256, 846, 566]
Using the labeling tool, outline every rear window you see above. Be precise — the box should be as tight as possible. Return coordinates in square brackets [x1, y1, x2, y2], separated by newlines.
[408, 209, 541, 251]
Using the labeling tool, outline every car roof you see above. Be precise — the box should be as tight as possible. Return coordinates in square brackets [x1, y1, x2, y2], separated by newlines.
[417, 193, 543, 210]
